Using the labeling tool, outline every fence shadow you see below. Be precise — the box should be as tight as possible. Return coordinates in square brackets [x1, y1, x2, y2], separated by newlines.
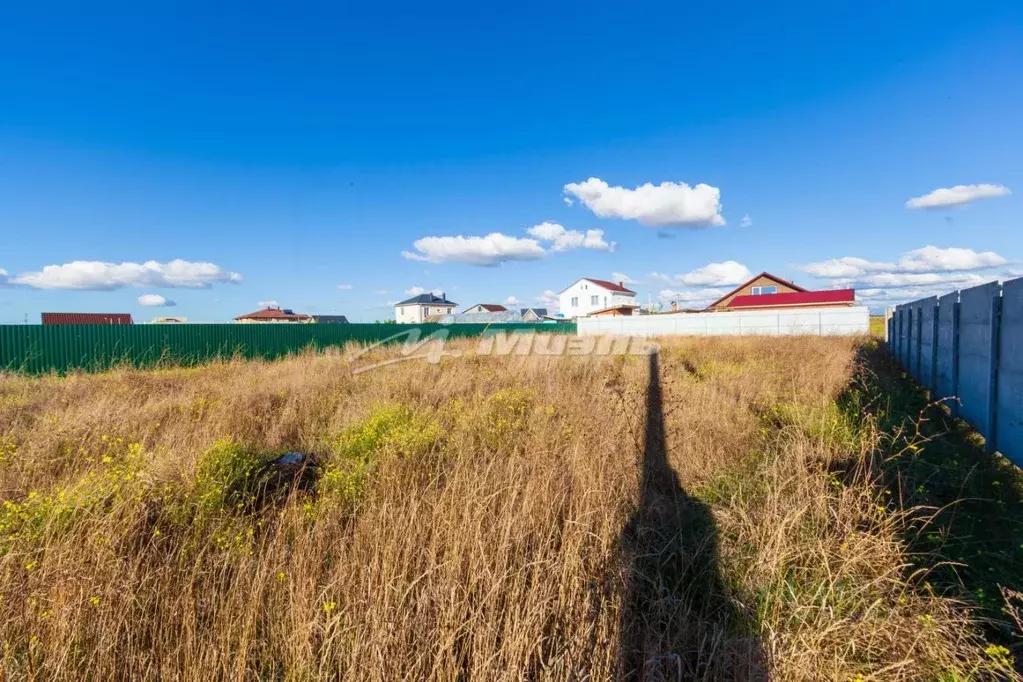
[840, 340, 1023, 667]
[618, 353, 767, 681]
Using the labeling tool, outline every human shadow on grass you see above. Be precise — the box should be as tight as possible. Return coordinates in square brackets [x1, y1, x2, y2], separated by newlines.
[837, 340, 1023, 671]
[618, 353, 767, 681]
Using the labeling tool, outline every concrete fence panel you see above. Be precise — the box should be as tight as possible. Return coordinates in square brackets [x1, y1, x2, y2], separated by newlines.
[935, 291, 959, 415]
[889, 277, 1023, 467]
[955, 282, 1002, 449]
[918, 297, 939, 392]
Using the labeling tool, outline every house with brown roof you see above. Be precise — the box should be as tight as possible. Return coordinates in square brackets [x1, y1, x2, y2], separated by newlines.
[234, 306, 311, 323]
[703, 272, 855, 312]
[558, 278, 638, 318]
[42, 312, 134, 325]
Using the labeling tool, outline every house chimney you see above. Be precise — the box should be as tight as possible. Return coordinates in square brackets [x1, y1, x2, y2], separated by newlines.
[618, 281, 624, 288]
[670, 300, 678, 312]
[439, 292, 445, 301]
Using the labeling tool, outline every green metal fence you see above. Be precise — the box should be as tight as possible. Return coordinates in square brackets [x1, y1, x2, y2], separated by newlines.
[0, 323, 577, 375]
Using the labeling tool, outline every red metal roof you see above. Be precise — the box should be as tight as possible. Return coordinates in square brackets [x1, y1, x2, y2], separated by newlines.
[234, 307, 310, 321]
[471, 304, 508, 312]
[42, 312, 134, 325]
[584, 278, 636, 294]
[727, 289, 855, 309]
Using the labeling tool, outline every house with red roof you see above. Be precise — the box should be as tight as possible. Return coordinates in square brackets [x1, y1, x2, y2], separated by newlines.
[234, 306, 311, 323]
[703, 272, 855, 312]
[558, 278, 638, 319]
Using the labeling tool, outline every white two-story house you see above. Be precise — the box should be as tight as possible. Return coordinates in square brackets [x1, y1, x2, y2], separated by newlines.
[394, 292, 458, 323]
[558, 278, 638, 318]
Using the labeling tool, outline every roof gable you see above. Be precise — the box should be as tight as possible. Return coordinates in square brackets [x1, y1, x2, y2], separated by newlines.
[558, 278, 636, 295]
[467, 303, 507, 312]
[704, 271, 807, 310]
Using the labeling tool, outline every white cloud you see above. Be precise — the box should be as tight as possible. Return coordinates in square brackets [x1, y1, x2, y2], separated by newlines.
[679, 261, 752, 286]
[504, 296, 520, 305]
[649, 261, 753, 288]
[258, 300, 279, 308]
[739, 215, 752, 228]
[800, 245, 1011, 306]
[611, 272, 638, 285]
[897, 245, 1007, 272]
[525, 221, 565, 241]
[525, 221, 615, 252]
[801, 246, 1007, 279]
[563, 177, 725, 227]
[403, 286, 444, 297]
[906, 184, 1011, 209]
[535, 289, 559, 308]
[138, 294, 176, 307]
[834, 272, 990, 289]
[799, 257, 887, 278]
[563, 197, 573, 206]
[10, 259, 243, 291]
[376, 289, 389, 295]
[337, 283, 353, 290]
[402, 233, 545, 266]
[403, 221, 617, 266]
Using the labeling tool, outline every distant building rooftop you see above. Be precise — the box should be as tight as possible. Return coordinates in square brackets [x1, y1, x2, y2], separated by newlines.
[234, 307, 310, 322]
[42, 312, 134, 325]
[396, 293, 457, 306]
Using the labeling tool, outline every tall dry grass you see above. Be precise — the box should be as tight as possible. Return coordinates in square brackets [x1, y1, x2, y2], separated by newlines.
[0, 336, 1010, 680]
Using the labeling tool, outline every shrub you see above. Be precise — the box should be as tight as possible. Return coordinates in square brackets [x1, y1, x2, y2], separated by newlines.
[320, 405, 443, 504]
[192, 439, 269, 514]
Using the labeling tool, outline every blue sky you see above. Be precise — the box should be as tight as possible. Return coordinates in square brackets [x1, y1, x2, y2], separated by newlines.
[1, 1, 1021, 321]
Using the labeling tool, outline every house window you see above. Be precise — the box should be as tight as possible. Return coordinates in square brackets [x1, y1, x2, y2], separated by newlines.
[751, 285, 778, 295]
[571, 297, 578, 307]
[590, 295, 599, 305]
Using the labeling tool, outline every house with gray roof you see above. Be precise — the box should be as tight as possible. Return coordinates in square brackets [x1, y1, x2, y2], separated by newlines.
[394, 292, 457, 323]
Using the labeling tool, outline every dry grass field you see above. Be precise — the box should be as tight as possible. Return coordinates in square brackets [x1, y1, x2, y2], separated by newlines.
[0, 335, 1019, 680]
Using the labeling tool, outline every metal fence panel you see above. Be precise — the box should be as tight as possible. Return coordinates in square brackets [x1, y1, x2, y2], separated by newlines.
[957, 282, 1001, 446]
[996, 277, 1023, 466]
[0, 322, 575, 375]
[935, 291, 959, 415]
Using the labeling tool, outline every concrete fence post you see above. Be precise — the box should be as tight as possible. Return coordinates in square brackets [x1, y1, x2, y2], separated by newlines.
[951, 295, 961, 418]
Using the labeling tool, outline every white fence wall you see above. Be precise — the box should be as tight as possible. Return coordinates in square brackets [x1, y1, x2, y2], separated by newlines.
[577, 306, 870, 337]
